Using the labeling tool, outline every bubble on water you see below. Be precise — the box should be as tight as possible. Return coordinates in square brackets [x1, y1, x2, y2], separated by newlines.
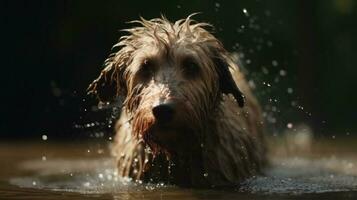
[287, 123, 293, 129]
[242, 8, 249, 17]
[83, 182, 91, 187]
[32, 181, 37, 186]
[41, 135, 48, 141]
[347, 162, 354, 169]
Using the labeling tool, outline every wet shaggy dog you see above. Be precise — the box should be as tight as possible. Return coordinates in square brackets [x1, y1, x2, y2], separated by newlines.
[88, 15, 267, 187]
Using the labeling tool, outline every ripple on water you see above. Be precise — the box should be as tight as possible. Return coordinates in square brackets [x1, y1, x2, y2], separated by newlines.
[9, 156, 357, 195]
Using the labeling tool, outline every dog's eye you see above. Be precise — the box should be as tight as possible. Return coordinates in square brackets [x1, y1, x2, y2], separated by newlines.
[138, 59, 155, 80]
[182, 58, 200, 79]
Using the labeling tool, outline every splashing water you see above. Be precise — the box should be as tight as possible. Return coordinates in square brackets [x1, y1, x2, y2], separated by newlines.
[5, 141, 357, 197]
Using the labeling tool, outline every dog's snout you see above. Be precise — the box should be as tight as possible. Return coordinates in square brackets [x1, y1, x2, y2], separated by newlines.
[152, 103, 175, 123]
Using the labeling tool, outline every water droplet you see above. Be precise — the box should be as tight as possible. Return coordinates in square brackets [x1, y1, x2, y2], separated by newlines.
[248, 80, 256, 89]
[267, 41, 273, 47]
[242, 8, 249, 17]
[272, 60, 278, 67]
[41, 135, 48, 141]
[287, 123, 293, 129]
[264, 10, 271, 17]
[279, 70, 287, 76]
[287, 88, 293, 94]
[262, 67, 269, 74]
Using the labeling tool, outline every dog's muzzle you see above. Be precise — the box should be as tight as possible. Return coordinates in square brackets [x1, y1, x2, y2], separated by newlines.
[152, 101, 176, 124]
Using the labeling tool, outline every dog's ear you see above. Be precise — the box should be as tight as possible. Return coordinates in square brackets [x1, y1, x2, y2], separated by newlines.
[213, 53, 245, 107]
[87, 53, 127, 103]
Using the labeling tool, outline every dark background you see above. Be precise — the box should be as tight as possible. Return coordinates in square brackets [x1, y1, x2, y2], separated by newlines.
[1, 0, 356, 140]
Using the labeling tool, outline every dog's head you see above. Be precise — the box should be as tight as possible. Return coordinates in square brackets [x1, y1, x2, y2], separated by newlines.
[88, 15, 244, 154]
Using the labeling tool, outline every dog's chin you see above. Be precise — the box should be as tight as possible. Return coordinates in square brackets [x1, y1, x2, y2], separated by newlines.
[143, 123, 194, 155]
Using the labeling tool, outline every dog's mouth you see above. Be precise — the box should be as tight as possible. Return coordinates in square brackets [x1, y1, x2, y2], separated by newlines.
[142, 124, 193, 155]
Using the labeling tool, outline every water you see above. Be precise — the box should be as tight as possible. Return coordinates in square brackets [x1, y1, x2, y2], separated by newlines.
[1, 139, 357, 200]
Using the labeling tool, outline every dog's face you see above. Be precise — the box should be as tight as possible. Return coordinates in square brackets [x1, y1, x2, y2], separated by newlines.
[88, 16, 244, 154]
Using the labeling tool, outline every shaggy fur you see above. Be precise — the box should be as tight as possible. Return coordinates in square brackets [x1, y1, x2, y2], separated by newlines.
[88, 15, 267, 187]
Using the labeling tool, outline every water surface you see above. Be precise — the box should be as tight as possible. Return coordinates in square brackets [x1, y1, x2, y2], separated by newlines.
[1, 138, 357, 200]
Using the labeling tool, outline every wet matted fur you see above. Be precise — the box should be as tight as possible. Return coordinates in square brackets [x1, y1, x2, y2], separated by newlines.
[88, 15, 267, 187]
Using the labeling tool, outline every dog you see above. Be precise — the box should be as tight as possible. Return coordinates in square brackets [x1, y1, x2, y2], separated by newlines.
[88, 15, 267, 187]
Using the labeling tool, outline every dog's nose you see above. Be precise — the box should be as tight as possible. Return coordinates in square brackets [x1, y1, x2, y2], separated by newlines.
[152, 103, 175, 123]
